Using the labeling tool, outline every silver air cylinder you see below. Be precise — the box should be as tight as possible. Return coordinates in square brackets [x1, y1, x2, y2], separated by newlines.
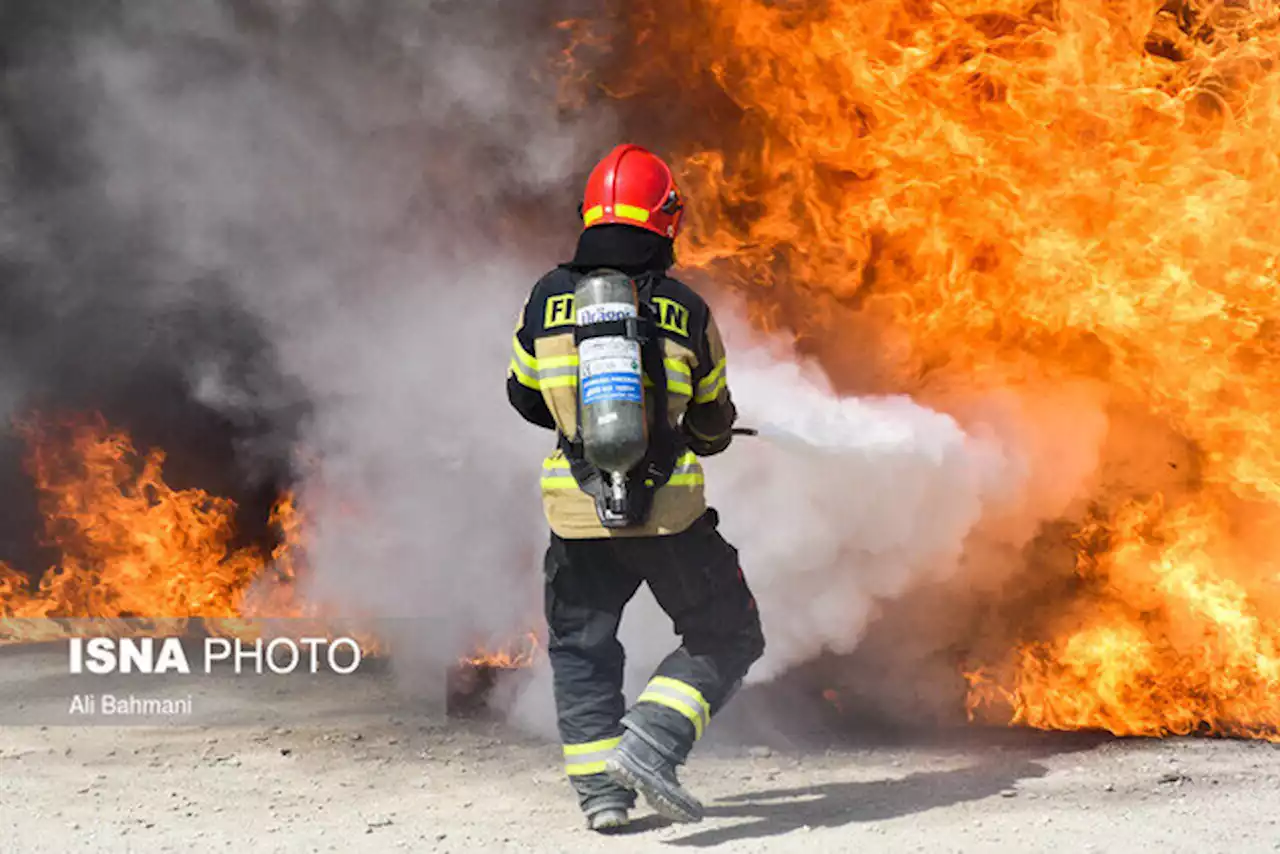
[575, 269, 648, 491]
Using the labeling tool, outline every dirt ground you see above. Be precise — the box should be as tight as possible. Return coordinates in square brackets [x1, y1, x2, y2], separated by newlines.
[2, 645, 1279, 853]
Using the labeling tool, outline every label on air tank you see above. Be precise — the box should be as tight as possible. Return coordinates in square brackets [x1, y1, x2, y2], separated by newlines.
[579, 337, 643, 406]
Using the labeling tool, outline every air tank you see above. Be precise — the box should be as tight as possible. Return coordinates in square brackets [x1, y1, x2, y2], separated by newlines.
[574, 269, 649, 487]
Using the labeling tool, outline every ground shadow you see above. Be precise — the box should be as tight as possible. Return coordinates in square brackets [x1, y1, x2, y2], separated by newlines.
[611, 814, 673, 835]
[666, 744, 1076, 847]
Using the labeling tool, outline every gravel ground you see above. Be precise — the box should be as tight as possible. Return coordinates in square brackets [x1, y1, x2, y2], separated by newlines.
[1, 646, 1278, 853]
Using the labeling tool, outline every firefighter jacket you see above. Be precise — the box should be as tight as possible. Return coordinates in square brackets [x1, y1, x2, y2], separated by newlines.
[507, 267, 736, 539]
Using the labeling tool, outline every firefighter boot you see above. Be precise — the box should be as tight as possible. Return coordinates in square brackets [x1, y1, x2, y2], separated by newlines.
[586, 805, 630, 833]
[604, 724, 704, 823]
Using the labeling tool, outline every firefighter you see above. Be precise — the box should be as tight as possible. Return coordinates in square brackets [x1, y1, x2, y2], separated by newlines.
[506, 144, 765, 832]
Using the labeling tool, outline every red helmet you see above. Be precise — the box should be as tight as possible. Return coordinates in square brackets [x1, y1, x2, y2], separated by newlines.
[580, 144, 684, 239]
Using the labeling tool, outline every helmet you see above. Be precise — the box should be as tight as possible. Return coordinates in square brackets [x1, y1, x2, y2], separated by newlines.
[580, 144, 684, 240]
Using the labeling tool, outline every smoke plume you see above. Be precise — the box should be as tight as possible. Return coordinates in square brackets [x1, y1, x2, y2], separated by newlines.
[4, 1, 1109, 730]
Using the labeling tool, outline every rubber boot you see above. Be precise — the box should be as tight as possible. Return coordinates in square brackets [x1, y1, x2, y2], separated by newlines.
[604, 724, 704, 823]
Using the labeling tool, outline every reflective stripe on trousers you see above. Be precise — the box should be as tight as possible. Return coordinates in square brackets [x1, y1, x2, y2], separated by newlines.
[635, 676, 711, 739]
[563, 735, 622, 776]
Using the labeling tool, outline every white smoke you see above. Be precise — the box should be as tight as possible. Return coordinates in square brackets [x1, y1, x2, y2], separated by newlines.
[704, 315, 1106, 683]
[506, 311, 1107, 736]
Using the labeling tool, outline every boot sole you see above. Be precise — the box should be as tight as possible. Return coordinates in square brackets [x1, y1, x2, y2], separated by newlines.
[588, 811, 630, 834]
[604, 757, 704, 824]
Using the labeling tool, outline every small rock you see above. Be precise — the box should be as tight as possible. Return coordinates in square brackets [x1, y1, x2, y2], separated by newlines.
[350, 733, 364, 742]
[1158, 771, 1188, 784]
[1000, 789, 1017, 798]
[748, 746, 772, 759]
[1103, 783, 1116, 792]
[366, 817, 393, 829]
[280, 748, 293, 757]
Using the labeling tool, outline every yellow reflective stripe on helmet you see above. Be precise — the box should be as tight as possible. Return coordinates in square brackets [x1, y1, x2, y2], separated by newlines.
[614, 204, 650, 223]
[636, 676, 711, 739]
[563, 736, 622, 776]
[582, 205, 604, 227]
[694, 358, 727, 403]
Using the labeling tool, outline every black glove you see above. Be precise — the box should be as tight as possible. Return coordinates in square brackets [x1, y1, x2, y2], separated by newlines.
[681, 420, 733, 457]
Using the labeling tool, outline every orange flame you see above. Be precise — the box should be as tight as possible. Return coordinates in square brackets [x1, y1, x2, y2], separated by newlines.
[0, 415, 342, 648]
[0, 415, 299, 624]
[462, 632, 541, 669]
[572, 1, 1280, 738]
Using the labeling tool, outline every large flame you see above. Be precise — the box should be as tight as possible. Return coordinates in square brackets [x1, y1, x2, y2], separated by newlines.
[0, 415, 530, 667]
[0, 415, 306, 630]
[573, 0, 1280, 738]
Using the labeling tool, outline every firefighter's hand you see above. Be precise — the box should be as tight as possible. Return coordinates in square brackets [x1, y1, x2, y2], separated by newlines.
[682, 421, 733, 457]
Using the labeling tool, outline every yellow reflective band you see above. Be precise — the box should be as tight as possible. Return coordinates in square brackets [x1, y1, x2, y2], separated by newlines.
[563, 736, 621, 776]
[694, 375, 726, 404]
[565, 760, 608, 776]
[563, 737, 621, 757]
[639, 676, 710, 738]
[649, 676, 711, 716]
[582, 205, 604, 227]
[664, 358, 691, 377]
[668, 381, 693, 397]
[541, 456, 577, 490]
[667, 472, 704, 486]
[509, 358, 540, 389]
[636, 692, 703, 738]
[614, 204, 651, 223]
[541, 375, 578, 389]
[538, 354, 579, 370]
[694, 359, 727, 403]
[512, 336, 537, 370]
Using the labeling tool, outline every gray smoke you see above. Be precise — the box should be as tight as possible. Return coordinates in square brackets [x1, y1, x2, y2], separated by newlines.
[0, 0, 607, 676]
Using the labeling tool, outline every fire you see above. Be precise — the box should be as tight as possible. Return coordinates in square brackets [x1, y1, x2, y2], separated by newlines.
[463, 632, 541, 669]
[0, 415, 310, 641]
[571, 1, 1280, 737]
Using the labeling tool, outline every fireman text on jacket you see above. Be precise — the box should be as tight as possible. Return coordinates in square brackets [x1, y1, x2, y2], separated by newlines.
[545, 294, 575, 328]
[652, 297, 689, 337]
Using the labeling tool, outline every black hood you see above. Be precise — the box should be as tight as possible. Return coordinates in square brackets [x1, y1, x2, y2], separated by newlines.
[567, 224, 675, 277]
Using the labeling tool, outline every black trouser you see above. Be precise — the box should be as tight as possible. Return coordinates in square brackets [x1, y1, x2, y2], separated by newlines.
[544, 508, 765, 814]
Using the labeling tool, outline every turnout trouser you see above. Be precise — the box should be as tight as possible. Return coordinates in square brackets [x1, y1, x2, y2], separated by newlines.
[544, 508, 766, 815]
